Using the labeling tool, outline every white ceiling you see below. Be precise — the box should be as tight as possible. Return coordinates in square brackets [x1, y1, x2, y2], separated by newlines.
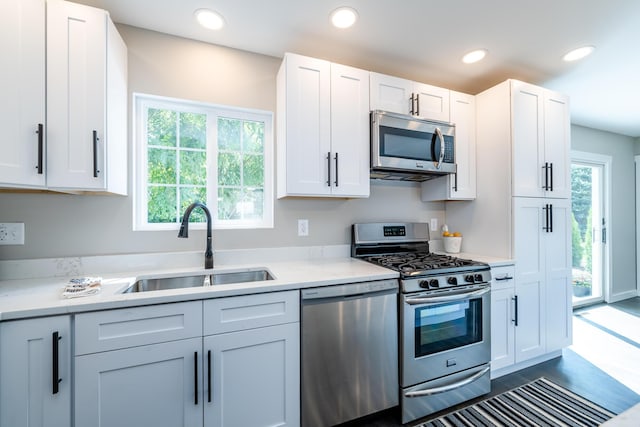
[77, 0, 640, 137]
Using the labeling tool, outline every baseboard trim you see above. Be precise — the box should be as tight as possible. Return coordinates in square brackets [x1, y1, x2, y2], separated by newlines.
[490, 350, 563, 379]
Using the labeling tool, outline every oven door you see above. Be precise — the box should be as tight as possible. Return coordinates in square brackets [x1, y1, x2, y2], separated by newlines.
[401, 285, 490, 387]
[371, 111, 456, 174]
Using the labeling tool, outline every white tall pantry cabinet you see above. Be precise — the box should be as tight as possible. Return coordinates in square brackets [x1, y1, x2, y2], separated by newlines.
[467, 79, 572, 376]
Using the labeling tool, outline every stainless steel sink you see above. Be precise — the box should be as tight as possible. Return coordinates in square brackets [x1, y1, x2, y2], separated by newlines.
[122, 269, 274, 293]
[211, 269, 273, 285]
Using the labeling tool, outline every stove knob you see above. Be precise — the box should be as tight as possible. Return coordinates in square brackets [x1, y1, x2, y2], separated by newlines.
[474, 273, 484, 283]
[419, 280, 430, 289]
[447, 276, 458, 285]
[464, 274, 475, 283]
[429, 279, 440, 288]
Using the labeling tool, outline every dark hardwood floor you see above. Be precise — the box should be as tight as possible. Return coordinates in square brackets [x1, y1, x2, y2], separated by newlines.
[339, 297, 640, 427]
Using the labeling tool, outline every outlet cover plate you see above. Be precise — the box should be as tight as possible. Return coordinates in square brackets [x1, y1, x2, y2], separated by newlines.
[0, 223, 25, 245]
[297, 219, 309, 237]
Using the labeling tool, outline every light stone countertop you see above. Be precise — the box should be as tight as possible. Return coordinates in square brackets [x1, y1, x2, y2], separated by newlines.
[0, 245, 514, 322]
[0, 256, 398, 321]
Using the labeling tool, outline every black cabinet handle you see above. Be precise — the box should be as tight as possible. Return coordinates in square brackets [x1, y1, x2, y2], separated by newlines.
[194, 351, 198, 405]
[416, 93, 420, 116]
[453, 172, 458, 192]
[495, 276, 513, 281]
[36, 123, 43, 174]
[92, 130, 99, 178]
[542, 162, 549, 190]
[512, 296, 519, 326]
[334, 152, 339, 187]
[207, 350, 212, 403]
[549, 204, 553, 233]
[410, 94, 415, 115]
[326, 152, 331, 187]
[549, 163, 554, 192]
[52, 331, 61, 394]
[543, 204, 550, 232]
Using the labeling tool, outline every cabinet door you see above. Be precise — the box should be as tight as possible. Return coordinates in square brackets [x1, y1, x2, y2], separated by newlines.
[204, 323, 300, 427]
[490, 287, 515, 373]
[545, 199, 573, 350]
[543, 91, 571, 199]
[369, 72, 412, 115]
[513, 198, 546, 362]
[449, 91, 475, 198]
[413, 82, 450, 122]
[75, 338, 203, 427]
[420, 91, 475, 201]
[47, 0, 107, 190]
[511, 81, 545, 198]
[277, 53, 331, 196]
[0, 0, 46, 188]
[330, 63, 370, 197]
[0, 316, 71, 427]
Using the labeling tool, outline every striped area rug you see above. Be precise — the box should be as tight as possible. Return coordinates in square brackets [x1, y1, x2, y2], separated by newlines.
[421, 377, 617, 427]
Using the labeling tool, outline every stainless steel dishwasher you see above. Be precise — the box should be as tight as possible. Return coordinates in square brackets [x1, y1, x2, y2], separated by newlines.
[301, 279, 399, 427]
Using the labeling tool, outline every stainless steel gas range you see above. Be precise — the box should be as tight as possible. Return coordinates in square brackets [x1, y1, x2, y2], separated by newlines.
[352, 222, 492, 424]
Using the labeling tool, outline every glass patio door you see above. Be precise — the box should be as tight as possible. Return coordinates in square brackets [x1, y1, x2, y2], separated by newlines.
[571, 153, 609, 307]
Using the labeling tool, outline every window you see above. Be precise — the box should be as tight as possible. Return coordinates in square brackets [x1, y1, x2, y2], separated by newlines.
[134, 94, 273, 230]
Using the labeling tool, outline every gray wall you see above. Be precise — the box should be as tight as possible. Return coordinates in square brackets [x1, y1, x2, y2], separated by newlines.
[0, 25, 444, 261]
[571, 124, 637, 300]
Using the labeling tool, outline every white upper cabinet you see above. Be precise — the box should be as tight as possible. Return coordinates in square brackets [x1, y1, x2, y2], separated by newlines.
[421, 90, 476, 200]
[0, 0, 46, 188]
[512, 81, 570, 199]
[47, 0, 127, 195]
[370, 72, 450, 122]
[277, 53, 369, 198]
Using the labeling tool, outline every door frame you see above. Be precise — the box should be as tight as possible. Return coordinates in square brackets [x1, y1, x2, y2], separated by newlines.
[571, 150, 612, 305]
[636, 156, 640, 298]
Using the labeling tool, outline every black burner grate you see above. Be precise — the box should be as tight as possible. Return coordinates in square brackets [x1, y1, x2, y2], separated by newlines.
[365, 252, 481, 274]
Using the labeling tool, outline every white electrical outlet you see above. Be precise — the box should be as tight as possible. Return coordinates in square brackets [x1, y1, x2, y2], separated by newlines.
[298, 219, 309, 237]
[0, 223, 25, 245]
[430, 218, 438, 232]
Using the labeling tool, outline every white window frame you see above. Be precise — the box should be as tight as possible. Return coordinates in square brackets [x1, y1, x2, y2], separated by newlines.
[133, 93, 274, 231]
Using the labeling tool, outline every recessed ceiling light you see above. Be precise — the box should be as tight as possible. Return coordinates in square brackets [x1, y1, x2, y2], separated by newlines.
[194, 9, 225, 30]
[462, 49, 488, 64]
[563, 45, 595, 62]
[330, 7, 358, 29]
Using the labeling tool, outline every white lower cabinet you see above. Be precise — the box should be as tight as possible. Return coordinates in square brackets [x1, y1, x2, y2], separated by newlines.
[0, 315, 71, 427]
[490, 262, 548, 374]
[75, 338, 203, 427]
[74, 292, 300, 427]
[205, 323, 299, 427]
[490, 265, 516, 374]
[203, 290, 300, 427]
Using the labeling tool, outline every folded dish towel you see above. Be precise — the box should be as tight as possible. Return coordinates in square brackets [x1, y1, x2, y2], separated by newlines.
[62, 277, 102, 298]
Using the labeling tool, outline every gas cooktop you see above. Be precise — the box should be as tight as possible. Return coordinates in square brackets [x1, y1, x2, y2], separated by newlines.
[363, 252, 487, 277]
[352, 222, 489, 279]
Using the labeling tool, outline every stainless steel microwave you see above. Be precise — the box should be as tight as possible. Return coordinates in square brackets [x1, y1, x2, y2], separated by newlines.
[370, 110, 456, 181]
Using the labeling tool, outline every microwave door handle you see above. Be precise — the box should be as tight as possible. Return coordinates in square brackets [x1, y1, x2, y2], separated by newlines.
[435, 127, 444, 169]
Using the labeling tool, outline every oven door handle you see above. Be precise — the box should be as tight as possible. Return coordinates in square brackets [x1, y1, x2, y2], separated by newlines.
[405, 287, 490, 305]
[404, 365, 491, 398]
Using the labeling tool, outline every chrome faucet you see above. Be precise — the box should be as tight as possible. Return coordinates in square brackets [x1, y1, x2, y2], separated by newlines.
[178, 202, 214, 269]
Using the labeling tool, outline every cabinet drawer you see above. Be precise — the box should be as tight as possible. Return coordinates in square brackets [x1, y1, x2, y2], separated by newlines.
[75, 301, 202, 355]
[491, 265, 516, 290]
[204, 290, 299, 335]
